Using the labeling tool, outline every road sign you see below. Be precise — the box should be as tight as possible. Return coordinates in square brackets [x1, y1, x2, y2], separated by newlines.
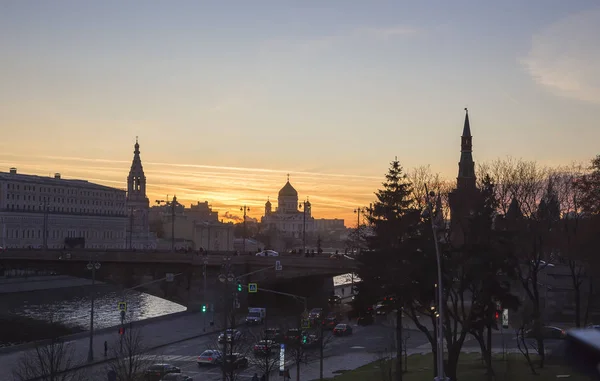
[248, 283, 258, 293]
[502, 309, 509, 329]
[275, 260, 282, 271]
[166, 273, 174, 282]
[301, 319, 311, 329]
[279, 344, 285, 372]
[118, 302, 127, 312]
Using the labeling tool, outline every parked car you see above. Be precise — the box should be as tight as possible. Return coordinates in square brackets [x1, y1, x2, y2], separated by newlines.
[333, 324, 353, 336]
[265, 328, 284, 343]
[160, 374, 194, 381]
[328, 295, 341, 305]
[197, 350, 222, 366]
[256, 250, 279, 257]
[253, 340, 278, 355]
[144, 364, 181, 381]
[222, 354, 249, 370]
[218, 329, 243, 343]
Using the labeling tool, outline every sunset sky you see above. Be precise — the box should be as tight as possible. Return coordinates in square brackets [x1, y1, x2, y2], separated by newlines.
[1, 1, 599, 225]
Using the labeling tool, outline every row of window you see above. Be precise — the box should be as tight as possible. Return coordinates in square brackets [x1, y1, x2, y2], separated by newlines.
[5, 193, 125, 207]
[5, 183, 124, 198]
[2, 204, 128, 216]
[3, 229, 126, 240]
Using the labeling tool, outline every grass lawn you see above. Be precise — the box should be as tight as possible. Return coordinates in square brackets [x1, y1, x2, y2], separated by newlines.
[316, 353, 590, 381]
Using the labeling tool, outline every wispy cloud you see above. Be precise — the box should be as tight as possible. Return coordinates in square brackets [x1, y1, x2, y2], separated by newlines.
[521, 7, 600, 105]
[355, 26, 419, 40]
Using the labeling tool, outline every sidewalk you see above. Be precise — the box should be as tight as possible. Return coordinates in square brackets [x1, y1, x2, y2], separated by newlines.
[0, 311, 227, 373]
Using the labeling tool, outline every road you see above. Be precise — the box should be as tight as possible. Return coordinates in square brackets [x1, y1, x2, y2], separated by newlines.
[62, 315, 558, 380]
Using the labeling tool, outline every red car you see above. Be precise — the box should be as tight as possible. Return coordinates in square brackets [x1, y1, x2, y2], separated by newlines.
[333, 324, 353, 336]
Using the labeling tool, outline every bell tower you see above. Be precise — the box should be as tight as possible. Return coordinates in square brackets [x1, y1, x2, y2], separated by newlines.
[126, 137, 150, 248]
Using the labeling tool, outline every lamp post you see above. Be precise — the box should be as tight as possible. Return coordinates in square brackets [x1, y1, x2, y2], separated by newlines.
[299, 199, 309, 254]
[218, 256, 236, 381]
[39, 201, 50, 250]
[240, 205, 250, 254]
[353, 207, 366, 256]
[86, 260, 101, 362]
[424, 189, 446, 381]
[156, 195, 182, 251]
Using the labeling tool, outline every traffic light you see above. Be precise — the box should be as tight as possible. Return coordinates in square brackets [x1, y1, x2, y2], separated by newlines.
[495, 311, 500, 320]
[301, 335, 308, 344]
[118, 327, 125, 335]
[237, 281, 242, 292]
[202, 304, 207, 313]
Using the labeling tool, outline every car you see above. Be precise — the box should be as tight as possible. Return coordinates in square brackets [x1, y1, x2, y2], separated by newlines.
[333, 323, 353, 336]
[218, 329, 243, 343]
[144, 364, 181, 381]
[160, 374, 194, 381]
[284, 328, 303, 343]
[197, 350, 222, 366]
[265, 328, 283, 343]
[357, 314, 374, 326]
[588, 325, 600, 330]
[375, 303, 390, 315]
[524, 326, 566, 340]
[222, 354, 249, 370]
[253, 339, 278, 355]
[322, 312, 340, 330]
[328, 295, 341, 305]
[308, 308, 323, 320]
[256, 250, 279, 257]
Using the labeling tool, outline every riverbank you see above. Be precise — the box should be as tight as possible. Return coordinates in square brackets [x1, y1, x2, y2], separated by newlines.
[0, 275, 100, 294]
[0, 314, 84, 347]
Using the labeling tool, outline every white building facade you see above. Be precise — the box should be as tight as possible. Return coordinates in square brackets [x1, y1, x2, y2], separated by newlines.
[261, 177, 315, 237]
[0, 168, 128, 249]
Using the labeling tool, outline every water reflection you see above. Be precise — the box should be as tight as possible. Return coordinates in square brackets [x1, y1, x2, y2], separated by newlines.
[4, 284, 186, 331]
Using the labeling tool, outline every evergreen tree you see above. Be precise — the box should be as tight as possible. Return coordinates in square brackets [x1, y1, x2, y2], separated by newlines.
[356, 158, 419, 381]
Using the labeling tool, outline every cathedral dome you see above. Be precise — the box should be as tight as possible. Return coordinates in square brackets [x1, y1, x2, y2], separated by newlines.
[278, 181, 298, 198]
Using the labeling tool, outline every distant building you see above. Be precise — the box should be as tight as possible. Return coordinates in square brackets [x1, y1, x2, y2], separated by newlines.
[125, 138, 157, 249]
[0, 168, 127, 249]
[160, 200, 234, 251]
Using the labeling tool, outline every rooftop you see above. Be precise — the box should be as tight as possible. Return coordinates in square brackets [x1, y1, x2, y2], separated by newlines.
[0, 169, 125, 193]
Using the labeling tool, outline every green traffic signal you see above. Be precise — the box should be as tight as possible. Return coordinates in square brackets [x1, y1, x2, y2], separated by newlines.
[237, 282, 242, 292]
[202, 304, 207, 313]
[301, 335, 307, 344]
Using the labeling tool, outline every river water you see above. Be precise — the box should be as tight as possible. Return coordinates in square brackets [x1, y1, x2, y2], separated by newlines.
[1, 283, 186, 333]
[1, 273, 355, 346]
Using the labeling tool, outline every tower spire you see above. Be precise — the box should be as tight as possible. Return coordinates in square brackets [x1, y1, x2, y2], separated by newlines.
[457, 108, 476, 189]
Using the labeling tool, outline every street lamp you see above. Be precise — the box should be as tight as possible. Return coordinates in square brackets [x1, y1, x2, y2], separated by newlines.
[39, 201, 50, 250]
[156, 195, 182, 251]
[86, 260, 101, 362]
[424, 188, 447, 381]
[299, 199, 309, 254]
[240, 205, 250, 254]
[353, 207, 367, 256]
[218, 256, 237, 381]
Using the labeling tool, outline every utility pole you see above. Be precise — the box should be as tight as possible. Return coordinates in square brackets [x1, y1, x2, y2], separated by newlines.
[240, 205, 250, 254]
[218, 256, 235, 381]
[299, 199, 309, 254]
[86, 259, 101, 362]
[40, 200, 50, 250]
[156, 195, 182, 251]
[353, 207, 366, 255]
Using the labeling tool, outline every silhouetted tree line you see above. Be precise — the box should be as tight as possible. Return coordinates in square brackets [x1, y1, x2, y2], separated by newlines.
[352, 155, 600, 381]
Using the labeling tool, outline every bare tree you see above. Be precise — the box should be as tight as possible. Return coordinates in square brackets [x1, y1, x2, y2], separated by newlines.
[12, 337, 88, 381]
[512, 302, 537, 375]
[245, 325, 280, 381]
[479, 158, 553, 367]
[108, 322, 156, 381]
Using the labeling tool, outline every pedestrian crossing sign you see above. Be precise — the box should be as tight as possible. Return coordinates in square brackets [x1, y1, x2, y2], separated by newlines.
[118, 302, 127, 312]
[248, 283, 258, 293]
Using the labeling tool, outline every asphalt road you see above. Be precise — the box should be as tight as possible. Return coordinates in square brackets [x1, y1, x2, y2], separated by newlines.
[82, 317, 560, 381]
